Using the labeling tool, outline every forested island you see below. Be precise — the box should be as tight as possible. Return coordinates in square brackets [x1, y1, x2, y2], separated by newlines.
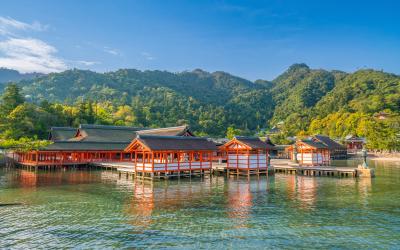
[0, 63, 399, 151]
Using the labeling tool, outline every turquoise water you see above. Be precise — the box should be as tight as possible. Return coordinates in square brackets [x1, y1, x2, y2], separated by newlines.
[0, 160, 399, 249]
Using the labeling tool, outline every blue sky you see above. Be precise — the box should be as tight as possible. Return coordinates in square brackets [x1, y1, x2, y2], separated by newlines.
[0, 0, 399, 80]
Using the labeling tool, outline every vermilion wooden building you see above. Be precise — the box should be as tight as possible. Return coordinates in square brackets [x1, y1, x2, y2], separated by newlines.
[124, 135, 217, 179]
[220, 136, 274, 175]
[286, 140, 330, 166]
[15, 124, 194, 168]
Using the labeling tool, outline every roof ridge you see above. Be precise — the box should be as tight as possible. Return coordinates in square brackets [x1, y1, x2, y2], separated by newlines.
[235, 136, 262, 140]
[79, 124, 143, 131]
[138, 134, 203, 140]
[137, 125, 188, 133]
[53, 141, 130, 144]
[51, 127, 76, 130]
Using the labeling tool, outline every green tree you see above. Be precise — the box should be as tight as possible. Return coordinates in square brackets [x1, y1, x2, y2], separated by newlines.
[0, 83, 25, 116]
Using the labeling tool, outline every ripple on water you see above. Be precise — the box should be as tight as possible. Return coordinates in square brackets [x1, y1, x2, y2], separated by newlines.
[1, 163, 400, 249]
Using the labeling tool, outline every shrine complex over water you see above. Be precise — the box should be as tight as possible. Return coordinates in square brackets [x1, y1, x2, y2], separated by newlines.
[8, 124, 370, 179]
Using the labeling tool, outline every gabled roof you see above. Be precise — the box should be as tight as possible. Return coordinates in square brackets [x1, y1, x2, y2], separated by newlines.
[45, 141, 128, 151]
[207, 137, 229, 146]
[136, 125, 194, 137]
[222, 136, 274, 150]
[48, 127, 77, 141]
[70, 124, 142, 143]
[235, 136, 274, 150]
[344, 134, 365, 141]
[314, 135, 346, 150]
[300, 139, 328, 149]
[125, 135, 217, 151]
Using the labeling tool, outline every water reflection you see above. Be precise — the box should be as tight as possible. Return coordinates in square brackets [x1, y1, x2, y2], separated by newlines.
[126, 182, 155, 227]
[275, 174, 318, 210]
[1, 169, 103, 189]
[124, 177, 222, 228]
[357, 177, 372, 206]
[226, 180, 253, 228]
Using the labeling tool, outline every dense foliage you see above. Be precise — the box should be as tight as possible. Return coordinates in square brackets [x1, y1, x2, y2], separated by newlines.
[0, 65, 399, 150]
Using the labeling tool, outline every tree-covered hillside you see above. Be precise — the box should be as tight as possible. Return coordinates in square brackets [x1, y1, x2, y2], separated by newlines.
[269, 66, 400, 150]
[0, 64, 399, 150]
[0, 68, 43, 85]
[6, 68, 274, 137]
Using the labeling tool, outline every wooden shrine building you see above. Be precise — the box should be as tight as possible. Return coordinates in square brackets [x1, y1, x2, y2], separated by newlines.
[15, 124, 194, 167]
[286, 139, 330, 166]
[344, 135, 365, 153]
[124, 135, 217, 179]
[219, 136, 274, 175]
[313, 135, 347, 159]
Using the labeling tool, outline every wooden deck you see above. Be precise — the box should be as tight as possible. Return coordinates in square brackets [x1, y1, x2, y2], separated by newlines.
[271, 159, 358, 177]
[13, 159, 366, 179]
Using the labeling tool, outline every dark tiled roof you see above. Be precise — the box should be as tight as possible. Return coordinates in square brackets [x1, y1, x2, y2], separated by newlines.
[48, 127, 77, 141]
[43, 124, 198, 151]
[135, 135, 217, 151]
[314, 135, 346, 150]
[207, 138, 229, 146]
[235, 136, 274, 150]
[45, 141, 128, 151]
[136, 125, 193, 136]
[70, 124, 142, 143]
[301, 140, 328, 149]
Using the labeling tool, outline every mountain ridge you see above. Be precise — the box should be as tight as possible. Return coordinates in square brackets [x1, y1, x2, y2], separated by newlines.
[0, 64, 398, 144]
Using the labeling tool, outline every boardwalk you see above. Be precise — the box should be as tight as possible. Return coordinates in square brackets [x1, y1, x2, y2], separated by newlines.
[271, 159, 358, 177]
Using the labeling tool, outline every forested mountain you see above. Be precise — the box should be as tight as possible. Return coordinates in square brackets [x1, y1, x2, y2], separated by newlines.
[0, 64, 399, 150]
[0, 68, 43, 85]
[5, 68, 274, 137]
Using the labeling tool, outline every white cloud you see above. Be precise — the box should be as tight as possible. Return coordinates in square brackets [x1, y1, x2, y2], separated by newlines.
[0, 16, 101, 73]
[0, 16, 48, 36]
[75, 60, 100, 66]
[0, 38, 67, 73]
[103, 46, 120, 56]
[141, 51, 155, 60]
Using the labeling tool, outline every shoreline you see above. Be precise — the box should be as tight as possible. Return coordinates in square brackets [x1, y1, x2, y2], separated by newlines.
[369, 155, 400, 162]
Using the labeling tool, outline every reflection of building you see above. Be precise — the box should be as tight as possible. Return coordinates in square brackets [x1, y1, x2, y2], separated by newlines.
[282, 174, 317, 210]
[16, 170, 102, 188]
[227, 181, 253, 228]
[125, 179, 216, 228]
[126, 182, 155, 227]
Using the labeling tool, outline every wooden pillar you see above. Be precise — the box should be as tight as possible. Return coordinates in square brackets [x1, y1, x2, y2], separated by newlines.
[151, 152, 154, 174]
[301, 149, 304, 165]
[200, 151, 203, 172]
[35, 151, 39, 166]
[189, 151, 192, 171]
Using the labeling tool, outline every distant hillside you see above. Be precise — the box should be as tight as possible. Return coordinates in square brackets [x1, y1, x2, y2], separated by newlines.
[0, 68, 44, 85]
[12, 68, 273, 135]
[1, 65, 399, 142]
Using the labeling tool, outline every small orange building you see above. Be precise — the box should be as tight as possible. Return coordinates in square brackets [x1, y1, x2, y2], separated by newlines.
[286, 140, 330, 166]
[124, 135, 217, 178]
[220, 136, 274, 175]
